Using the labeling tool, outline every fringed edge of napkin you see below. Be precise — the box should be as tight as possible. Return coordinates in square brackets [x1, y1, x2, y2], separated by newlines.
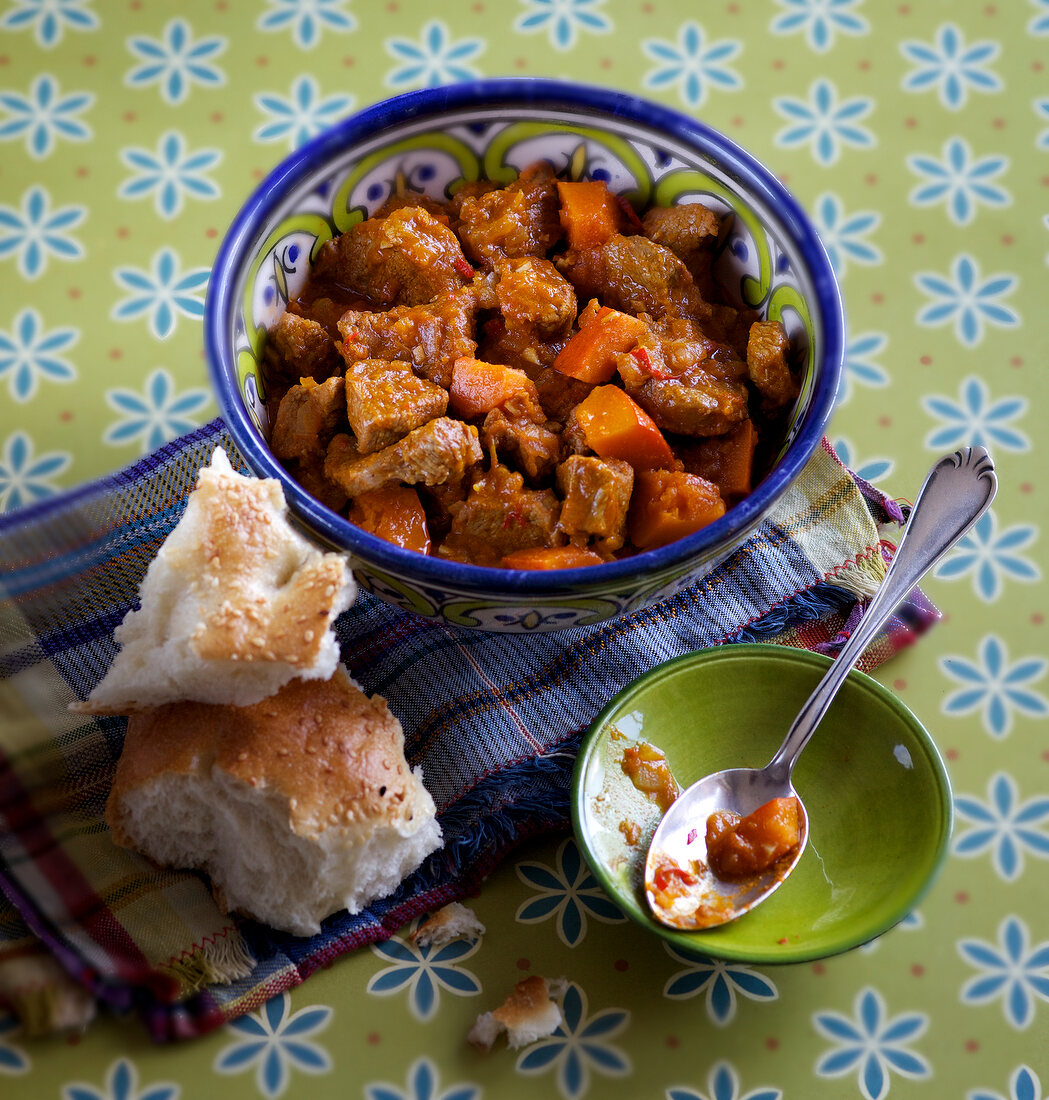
[158, 926, 257, 995]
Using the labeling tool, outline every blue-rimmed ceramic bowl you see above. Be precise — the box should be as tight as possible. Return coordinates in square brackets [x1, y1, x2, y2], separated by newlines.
[206, 79, 844, 631]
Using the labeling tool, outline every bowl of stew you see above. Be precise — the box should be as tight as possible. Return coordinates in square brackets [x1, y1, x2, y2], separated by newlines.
[206, 79, 844, 631]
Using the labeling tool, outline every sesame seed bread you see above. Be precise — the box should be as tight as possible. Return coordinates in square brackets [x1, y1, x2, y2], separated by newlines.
[75, 448, 355, 713]
[105, 667, 442, 937]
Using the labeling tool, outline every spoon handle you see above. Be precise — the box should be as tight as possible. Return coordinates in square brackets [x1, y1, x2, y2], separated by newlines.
[766, 446, 998, 780]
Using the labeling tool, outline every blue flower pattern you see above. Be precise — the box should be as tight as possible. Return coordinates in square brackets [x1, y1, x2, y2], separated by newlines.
[0, 72, 92, 157]
[813, 987, 930, 1100]
[0, 0, 97, 47]
[61, 1059, 177, 1100]
[515, 981, 630, 1098]
[831, 437, 892, 484]
[366, 918, 482, 1020]
[0, 1011, 29, 1075]
[515, 835, 625, 947]
[934, 509, 1039, 602]
[0, 429, 70, 511]
[386, 20, 484, 89]
[769, 0, 868, 53]
[914, 253, 1019, 346]
[922, 376, 1028, 453]
[812, 191, 881, 276]
[970, 1065, 1047, 1100]
[838, 330, 889, 404]
[212, 993, 331, 1098]
[954, 772, 1049, 882]
[118, 131, 221, 219]
[254, 76, 354, 148]
[0, 185, 85, 279]
[668, 1061, 781, 1100]
[125, 18, 226, 105]
[900, 23, 1003, 110]
[103, 367, 210, 454]
[641, 22, 743, 108]
[0, 3, 1045, 1095]
[958, 917, 1049, 1030]
[257, 0, 356, 50]
[906, 138, 1010, 225]
[0, 306, 76, 401]
[364, 1057, 479, 1100]
[661, 945, 777, 1026]
[110, 248, 210, 340]
[940, 635, 1049, 739]
[773, 78, 875, 165]
[514, 0, 611, 52]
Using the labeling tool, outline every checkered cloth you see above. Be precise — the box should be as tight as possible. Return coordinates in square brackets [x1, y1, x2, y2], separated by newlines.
[0, 420, 937, 1041]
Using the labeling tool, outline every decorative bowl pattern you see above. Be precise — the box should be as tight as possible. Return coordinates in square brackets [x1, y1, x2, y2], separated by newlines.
[206, 79, 844, 631]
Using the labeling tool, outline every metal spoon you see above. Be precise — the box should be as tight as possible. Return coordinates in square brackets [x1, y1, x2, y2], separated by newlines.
[644, 446, 998, 930]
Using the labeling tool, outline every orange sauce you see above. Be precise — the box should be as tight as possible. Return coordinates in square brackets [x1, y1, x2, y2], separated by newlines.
[620, 740, 681, 812]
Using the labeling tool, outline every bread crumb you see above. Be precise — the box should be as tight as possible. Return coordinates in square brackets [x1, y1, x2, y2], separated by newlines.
[468, 975, 566, 1052]
[411, 902, 486, 949]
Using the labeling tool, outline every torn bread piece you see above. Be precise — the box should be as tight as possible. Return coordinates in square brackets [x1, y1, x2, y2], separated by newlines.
[468, 975, 568, 1051]
[75, 448, 355, 712]
[411, 901, 486, 949]
[105, 666, 442, 937]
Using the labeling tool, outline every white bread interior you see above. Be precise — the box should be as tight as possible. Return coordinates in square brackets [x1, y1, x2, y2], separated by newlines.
[76, 448, 355, 713]
[105, 667, 441, 937]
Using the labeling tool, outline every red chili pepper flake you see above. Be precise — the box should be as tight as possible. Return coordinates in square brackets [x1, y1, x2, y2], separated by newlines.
[630, 345, 670, 380]
[686, 828, 698, 846]
[454, 255, 476, 280]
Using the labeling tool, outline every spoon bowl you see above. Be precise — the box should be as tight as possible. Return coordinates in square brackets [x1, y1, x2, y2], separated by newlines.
[645, 446, 997, 930]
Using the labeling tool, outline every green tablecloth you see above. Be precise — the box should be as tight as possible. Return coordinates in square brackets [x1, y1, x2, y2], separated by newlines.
[1, 1, 1047, 1097]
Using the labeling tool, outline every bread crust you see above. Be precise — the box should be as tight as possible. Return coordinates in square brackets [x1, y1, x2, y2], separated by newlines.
[107, 670, 424, 842]
[75, 448, 355, 714]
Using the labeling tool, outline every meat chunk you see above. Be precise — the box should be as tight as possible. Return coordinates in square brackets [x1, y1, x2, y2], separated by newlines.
[630, 316, 748, 385]
[295, 456, 349, 514]
[323, 417, 482, 498]
[270, 375, 347, 463]
[337, 288, 478, 388]
[481, 408, 563, 483]
[641, 202, 722, 297]
[313, 206, 472, 307]
[344, 359, 448, 454]
[268, 311, 340, 380]
[457, 162, 562, 267]
[495, 257, 577, 344]
[440, 464, 560, 566]
[556, 234, 710, 322]
[556, 455, 634, 553]
[747, 320, 798, 410]
[617, 352, 748, 437]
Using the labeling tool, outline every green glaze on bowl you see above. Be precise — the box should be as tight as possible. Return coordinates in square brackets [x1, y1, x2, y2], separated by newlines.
[571, 644, 953, 964]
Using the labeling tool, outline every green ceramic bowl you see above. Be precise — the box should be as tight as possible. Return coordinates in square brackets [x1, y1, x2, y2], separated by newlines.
[571, 644, 952, 964]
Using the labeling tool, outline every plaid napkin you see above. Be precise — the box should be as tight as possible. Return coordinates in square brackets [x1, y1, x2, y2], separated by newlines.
[0, 419, 937, 1041]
